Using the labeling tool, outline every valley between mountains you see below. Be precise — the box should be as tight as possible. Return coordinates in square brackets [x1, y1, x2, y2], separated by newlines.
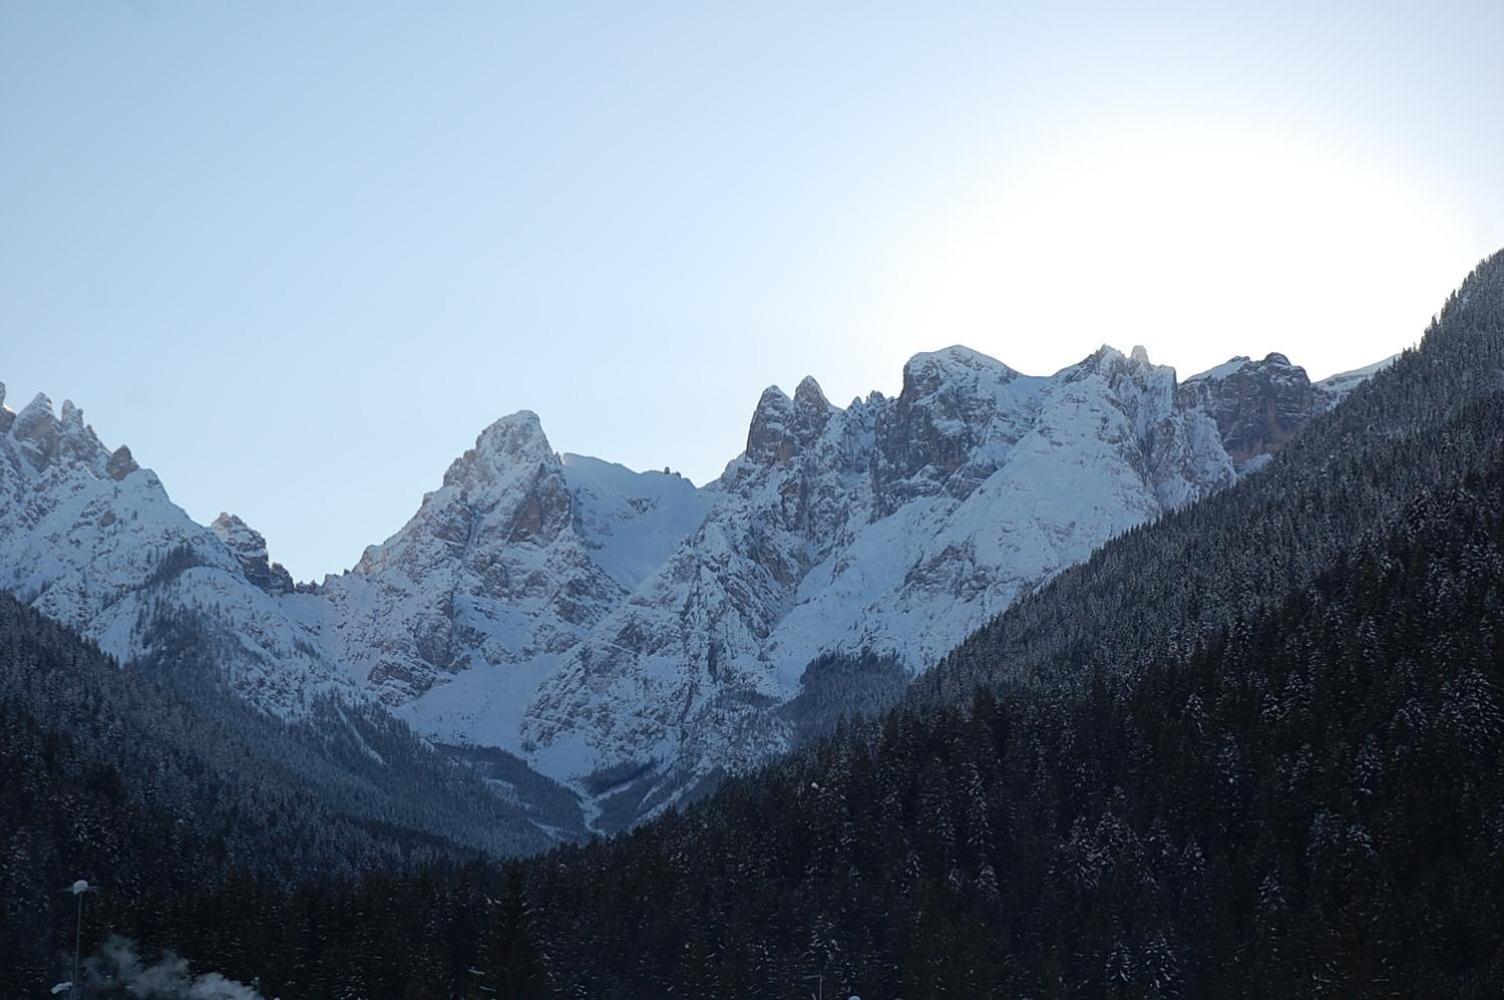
[0, 343, 1385, 835]
[6, 249, 1504, 998]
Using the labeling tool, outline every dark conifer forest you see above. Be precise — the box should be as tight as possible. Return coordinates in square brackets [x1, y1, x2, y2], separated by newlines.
[3, 251, 1504, 998]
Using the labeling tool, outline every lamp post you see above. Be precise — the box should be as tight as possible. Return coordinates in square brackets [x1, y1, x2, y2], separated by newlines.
[62, 880, 97, 1000]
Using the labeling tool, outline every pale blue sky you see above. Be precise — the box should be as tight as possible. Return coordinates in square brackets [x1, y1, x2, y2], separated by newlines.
[3, 2, 1502, 579]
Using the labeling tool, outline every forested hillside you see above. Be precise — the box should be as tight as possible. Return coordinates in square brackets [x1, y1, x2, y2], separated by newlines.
[37, 253, 1503, 997]
[919, 249, 1504, 705]
[6, 252, 1502, 997]
[524, 399, 1504, 998]
[0, 596, 561, 996]
[87, 391, 1504, 999]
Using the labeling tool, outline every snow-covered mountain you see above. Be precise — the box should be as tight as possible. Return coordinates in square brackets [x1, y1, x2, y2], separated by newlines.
[506, 346, 1376, 821]
[0, 384, 348, 712]
[0, 346, 1380, 831]
[320, 412, 713, 752]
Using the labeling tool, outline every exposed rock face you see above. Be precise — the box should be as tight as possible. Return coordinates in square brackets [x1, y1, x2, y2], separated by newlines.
[211, 512, 294, 595]
[872, 347, 1036, 511]
[12, 393, 67, 471]
[743, 378, 836, 468]
[507, 345, 1373, 825]
[106, 446, 139, 481]
[1180, 353, 1336, 468]
[321, 412, 713, 710]
[0, 345, 1385, 832]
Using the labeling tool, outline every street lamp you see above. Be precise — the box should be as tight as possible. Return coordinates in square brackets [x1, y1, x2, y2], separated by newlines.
[53, 879, 98, 1000]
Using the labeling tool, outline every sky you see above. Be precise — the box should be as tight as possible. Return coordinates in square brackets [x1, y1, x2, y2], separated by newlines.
[3, 2, 1502, 580]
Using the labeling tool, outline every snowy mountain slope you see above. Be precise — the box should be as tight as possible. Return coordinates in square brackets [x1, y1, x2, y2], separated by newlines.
[0, 344, 1379, 832]
[0, 383, 712, 820]
[318, 412, 714, 718]
[0, 385, 346, 713]
[1315, 354, 1399, 402]
[502, 345, 1375, 825]
[0, 387, 596, 848]
[561, 453, 712, 590]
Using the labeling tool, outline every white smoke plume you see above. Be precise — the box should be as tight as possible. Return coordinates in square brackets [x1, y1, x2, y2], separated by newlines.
[83, 934, 263, 1000]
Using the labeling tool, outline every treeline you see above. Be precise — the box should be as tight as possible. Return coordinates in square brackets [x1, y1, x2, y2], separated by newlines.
[920, 248, 1504, 707]
[0, 594, 556, 996]
[6, 250, 1504, 996]
[93, 443, 1504, 997]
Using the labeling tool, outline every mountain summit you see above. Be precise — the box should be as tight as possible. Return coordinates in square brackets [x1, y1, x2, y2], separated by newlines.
[0, 344, 1380, 831]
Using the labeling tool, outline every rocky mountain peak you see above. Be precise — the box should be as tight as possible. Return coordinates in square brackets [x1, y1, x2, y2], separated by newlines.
[211, 512, 293, 595]
[106, 446, 139, 481]
[477, 409, 549, 451]
[1073, 343, 1165, 379]
[1080, 343, 1126, 370]
[443, 410, 556, 490]
[899, 345, 1018, 403]
[0, 340, 1393, 834]
[362, 410, 574, 585]
[873, 347, 1037, 510]
[1181, 352, 1321, 468]
[12, 392, 56, 445]
[793, 375, 831, 411]
[745, 382, 833, 466]
[0, 374, 349, 720]
[9, 392, 110, 473]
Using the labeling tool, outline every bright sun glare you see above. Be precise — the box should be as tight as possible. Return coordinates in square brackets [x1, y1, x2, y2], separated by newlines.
[886, 120, 1479, 379]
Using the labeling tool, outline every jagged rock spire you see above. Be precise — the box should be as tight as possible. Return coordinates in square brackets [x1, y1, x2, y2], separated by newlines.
[211, 512, 294, 595]
[745, 379, 835, 466]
